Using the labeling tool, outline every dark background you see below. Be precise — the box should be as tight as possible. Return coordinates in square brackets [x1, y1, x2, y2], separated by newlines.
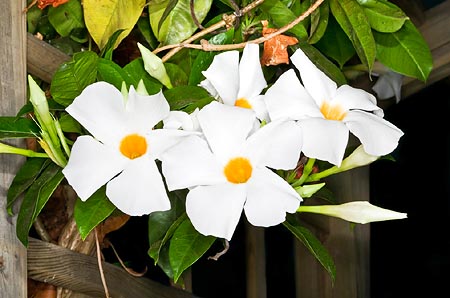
[370, 77, 450, 297]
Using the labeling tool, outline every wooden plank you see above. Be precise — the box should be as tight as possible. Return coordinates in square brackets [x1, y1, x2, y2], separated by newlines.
[27, 238, 202, 298]
[0, 0, 28, 297]
[26, 33, 71, 83]
[245, 224, 267, 298]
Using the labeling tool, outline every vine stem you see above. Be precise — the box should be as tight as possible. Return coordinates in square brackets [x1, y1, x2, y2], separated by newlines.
[157, 0, 325, 62]
[95, 227, 111, 298]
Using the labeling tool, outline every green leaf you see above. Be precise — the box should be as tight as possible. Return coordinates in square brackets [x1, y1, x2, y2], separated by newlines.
[358, 0, 408, 33]
[0, 117, 40, 139]
[48, 0, 85, 37]
[315, 15, 356, 68]
[149, 0, 213, 45]
[137, 17, 159, 50]
[83, 0, 146, 50]
[74, 186, 116, 240]
[122, 58, 163, 94]
[283, 215, 336, 283]
[374, 20, 433, 82]
[100, 29, 126, 60]
[7, 158, 52, 215]
[16, 163, 64, 247]
[260, 0, 308, 40]
[169, 218, 216, 282]
[58, 113, 82, 134]
[163, 86, 214, 113]
[50, 51, 99, 107]
[330, 0, 376, 72]
[308, 0, 330, 44]
[165, 63, 188, 87]
[97, 58, 131, 90]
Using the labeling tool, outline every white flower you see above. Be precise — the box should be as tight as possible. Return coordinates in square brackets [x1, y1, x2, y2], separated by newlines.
[264, 48, 404, 166]
[372, 69, 403, 103]
[62, 82, 193, 216]
[298, 201, 407, 224]
[163, 109, 200, 132]
[161, 101, 303, 240]
[199, 43, 269, 121]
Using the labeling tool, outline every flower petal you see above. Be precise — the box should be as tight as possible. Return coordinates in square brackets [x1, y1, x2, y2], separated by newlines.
[344, 110, 404, 156]
[161, 136, 225, 191]
[186, 183, 247, 240]
[245, 119, 302, 170]
[126, 88, 170, 131]
[291, 48, 337, 107]
[202, 51, 239, 105]
[146, 128, 200, 160]
[66, 82, 127, 143]
[198, 101, 255, 160]
[62, 135, 127, 200]
[334, 85, 380, 112]
[245, 167, 301, 226]
[237, 44, 267, 100]
[299, 118, 349, 166]
[264, 69, 320, 121]
[106, 157, 171, 216]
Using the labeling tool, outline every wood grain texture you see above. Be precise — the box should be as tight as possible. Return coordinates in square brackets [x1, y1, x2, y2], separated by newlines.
[0, 0, 28, 297]
[28, 238, 202, 298]
[26, 33, 71, 83]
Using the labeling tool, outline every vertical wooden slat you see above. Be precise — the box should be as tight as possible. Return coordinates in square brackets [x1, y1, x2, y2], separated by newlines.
[0, 0, 28, 297]
[245, 223, 267, 298]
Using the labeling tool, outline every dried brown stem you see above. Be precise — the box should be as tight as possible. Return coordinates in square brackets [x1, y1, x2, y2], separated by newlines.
[157, 0, 324, 62]
[95, 227, 111, 298]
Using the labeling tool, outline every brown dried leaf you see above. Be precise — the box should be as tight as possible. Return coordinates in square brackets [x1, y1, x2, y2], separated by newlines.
[97, 214, 130, 245]
[261, 20, 299, 66]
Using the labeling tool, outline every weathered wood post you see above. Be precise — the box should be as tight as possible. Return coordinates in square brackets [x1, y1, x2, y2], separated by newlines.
[0, 0, 28, 297]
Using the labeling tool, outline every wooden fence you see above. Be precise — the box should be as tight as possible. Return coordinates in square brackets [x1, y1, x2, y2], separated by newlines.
[3, 0, 449, 297]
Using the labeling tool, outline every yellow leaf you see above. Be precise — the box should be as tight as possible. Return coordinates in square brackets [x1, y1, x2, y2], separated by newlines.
[83, 0, 146, 50]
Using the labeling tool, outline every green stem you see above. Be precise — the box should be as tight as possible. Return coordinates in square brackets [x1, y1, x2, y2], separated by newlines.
[292, 158, 316, 187]
[0, 142, 48, 158]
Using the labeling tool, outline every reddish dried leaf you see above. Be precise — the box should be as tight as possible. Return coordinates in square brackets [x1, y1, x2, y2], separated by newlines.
[261, 20, 299, 66]
[37, 0, 69, 10]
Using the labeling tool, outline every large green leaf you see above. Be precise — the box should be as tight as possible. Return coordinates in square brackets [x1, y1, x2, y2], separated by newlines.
[163, 85, 214, 113]
[260, 0, 308, 40]
[83, 0, 146, 50]
[308, 0, 330, 44]
[97, 58, 132, 90]
[357, 0, 408, 33]
[315, 15, 355, 68]
[330, 0, 376, 72]
[149, 0, 213, 45]
[50, 51, 99, 107]
[74, 186, 116, 240]
[48, 0, 85, 37]
[169, 218, 216, 282]
[374, 20, 433, 82]
[16, 163, 64, 247]
[122, 58, 163, 94]
[283, 215, 336, 283]
[0, 117, 40, 139]
[7, 158, 52, 215]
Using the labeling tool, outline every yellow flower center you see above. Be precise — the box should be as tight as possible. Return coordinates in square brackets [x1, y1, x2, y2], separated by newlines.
[224, 157, 253, 184]
[120, 134, 148, 159]
[320, 101, 347, 121]
[235, 98, 252, 109]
